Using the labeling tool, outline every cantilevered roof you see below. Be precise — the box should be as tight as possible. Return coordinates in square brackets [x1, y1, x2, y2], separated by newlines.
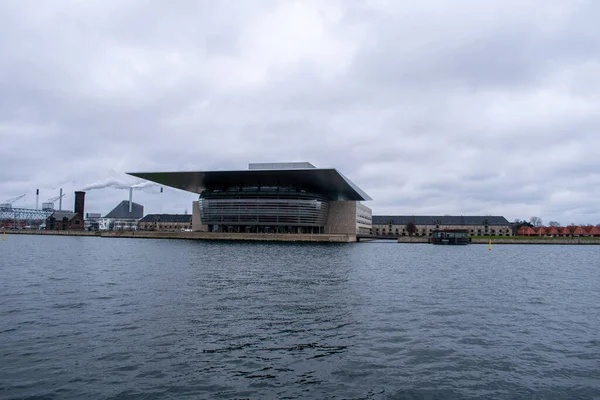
[127, 168, 371, 201]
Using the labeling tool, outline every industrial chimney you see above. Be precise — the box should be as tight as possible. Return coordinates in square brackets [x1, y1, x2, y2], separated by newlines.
[74, 191, 85, 217]
[128, 187, 133, 214]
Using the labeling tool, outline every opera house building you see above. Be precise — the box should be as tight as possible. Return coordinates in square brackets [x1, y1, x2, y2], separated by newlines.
[128, 162, 372, 237]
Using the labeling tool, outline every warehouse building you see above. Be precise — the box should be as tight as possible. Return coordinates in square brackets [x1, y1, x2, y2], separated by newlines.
[372, 215, 512, 237]
[128, 162, 372, 236]
[45, 210, 84, 231]
[45, 191, 86, 231]
[138, 214, 192, 232]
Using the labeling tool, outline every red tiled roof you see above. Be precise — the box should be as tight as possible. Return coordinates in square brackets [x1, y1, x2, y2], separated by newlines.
[518, 226, 536, 236]
[587, 226, 600, 236]
[559, 227, 572, 235]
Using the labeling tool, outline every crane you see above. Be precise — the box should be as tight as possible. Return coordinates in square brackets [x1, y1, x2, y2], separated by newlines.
[1, 194, 26, 209]
[42, 193, 66, 211]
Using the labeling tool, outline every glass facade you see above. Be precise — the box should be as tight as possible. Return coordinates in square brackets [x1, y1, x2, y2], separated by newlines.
[199, 187, 330, 233]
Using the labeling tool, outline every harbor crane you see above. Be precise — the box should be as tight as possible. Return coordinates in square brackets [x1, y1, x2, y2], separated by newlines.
[42, 193, 66, 211]
[1, 194, 26, 209]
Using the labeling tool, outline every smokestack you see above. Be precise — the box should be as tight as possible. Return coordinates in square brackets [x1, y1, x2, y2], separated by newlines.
[36, 189, 39, 210]
[59, 188, 63, 210]
[129, 187, 133, 213]
[74, 191, 85, 217]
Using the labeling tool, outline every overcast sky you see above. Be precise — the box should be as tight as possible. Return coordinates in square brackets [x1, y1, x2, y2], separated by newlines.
[1, 0, 599, 225]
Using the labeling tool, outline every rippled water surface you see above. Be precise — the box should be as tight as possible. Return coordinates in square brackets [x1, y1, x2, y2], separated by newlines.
[1, 235, 600, 399]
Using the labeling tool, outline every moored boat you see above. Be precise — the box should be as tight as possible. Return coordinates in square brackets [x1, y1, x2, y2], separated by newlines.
[428, 229, 471, 245]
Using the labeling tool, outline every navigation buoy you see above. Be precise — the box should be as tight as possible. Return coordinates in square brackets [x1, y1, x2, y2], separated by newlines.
[488, 239, 492, 250]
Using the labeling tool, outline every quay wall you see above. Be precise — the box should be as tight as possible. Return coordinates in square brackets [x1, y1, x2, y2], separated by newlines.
[397, 236, 600, 245]
[101, 231, 357, 242]
[7, 230, 600, 244]
[5, 230, 99, 237]
[471, 238, 600, 245]
[3, 230, 355, 242]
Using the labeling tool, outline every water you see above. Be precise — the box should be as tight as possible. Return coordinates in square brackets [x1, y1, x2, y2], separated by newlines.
[1, 235, 599, 399]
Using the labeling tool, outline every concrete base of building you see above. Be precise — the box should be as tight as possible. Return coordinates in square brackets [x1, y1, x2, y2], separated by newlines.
[5, 230, 357, 242]
[101, 231, 357, 242]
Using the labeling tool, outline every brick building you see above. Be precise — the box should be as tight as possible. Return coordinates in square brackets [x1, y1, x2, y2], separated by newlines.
[518, 225, 600, 237]
[138, 214, 192, 232]
[372, 215, 512, 237]
[45, 211, 84, 231]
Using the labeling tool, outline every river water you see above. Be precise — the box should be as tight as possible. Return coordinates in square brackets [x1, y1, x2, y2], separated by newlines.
[1, 235, 599, 399]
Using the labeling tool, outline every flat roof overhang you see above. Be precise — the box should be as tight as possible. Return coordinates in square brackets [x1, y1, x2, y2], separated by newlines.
[127, 169, 371, 201]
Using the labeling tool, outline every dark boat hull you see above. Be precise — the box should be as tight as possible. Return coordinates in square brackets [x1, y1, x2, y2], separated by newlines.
[428, 237, 471, 245]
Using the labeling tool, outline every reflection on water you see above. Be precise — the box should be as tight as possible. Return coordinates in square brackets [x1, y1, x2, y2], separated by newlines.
[1, 235, 599, 399]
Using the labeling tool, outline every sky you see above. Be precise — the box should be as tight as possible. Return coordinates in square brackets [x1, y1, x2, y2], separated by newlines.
[1, 0, 599, 225]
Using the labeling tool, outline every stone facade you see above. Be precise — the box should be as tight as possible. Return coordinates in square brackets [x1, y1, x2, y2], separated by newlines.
[325, 201, 372, 234]
[372, 216, 512, 237]
[356, 202, 373, 234]
[191, 201, 208, 232]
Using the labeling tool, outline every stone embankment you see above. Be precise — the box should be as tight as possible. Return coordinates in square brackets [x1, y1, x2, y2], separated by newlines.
[7, 230, 600, 244]
[6, 230, 356, 243]
[6, 230, 99, 237]
[102, 231, 356, 242]
[397, 236, 600, 245]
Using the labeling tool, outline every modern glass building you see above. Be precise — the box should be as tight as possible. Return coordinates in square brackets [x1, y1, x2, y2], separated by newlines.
[128, 162, 372, 235]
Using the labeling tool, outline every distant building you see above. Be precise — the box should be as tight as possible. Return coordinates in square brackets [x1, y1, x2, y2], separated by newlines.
[138, 214, 192, 232]
[84, 213, 102, 231]
[91, 200, 145, 231]
[45, 191, 86, 231]
[105, 201, 144, 219]
[518, 225, 600, 237]
[45, 211, 84, 231]
[372, 216, 512, 237]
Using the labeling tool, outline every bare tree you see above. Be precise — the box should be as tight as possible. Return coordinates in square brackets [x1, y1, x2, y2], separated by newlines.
[548, 221, 561, 227]
[406, 221, 417, 236]
[530, 216, 543, 227]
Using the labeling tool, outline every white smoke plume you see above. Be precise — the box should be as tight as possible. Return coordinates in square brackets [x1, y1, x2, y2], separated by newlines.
[83, 179, 131, 191]
[83, 179, 159, 191]
[131, 181, 158, 189]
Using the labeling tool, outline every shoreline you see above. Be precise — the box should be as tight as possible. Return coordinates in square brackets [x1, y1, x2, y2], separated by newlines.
[397, 237, 600, 245]
[3, 230, 356, 243]
[4, 230, 600, 244]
